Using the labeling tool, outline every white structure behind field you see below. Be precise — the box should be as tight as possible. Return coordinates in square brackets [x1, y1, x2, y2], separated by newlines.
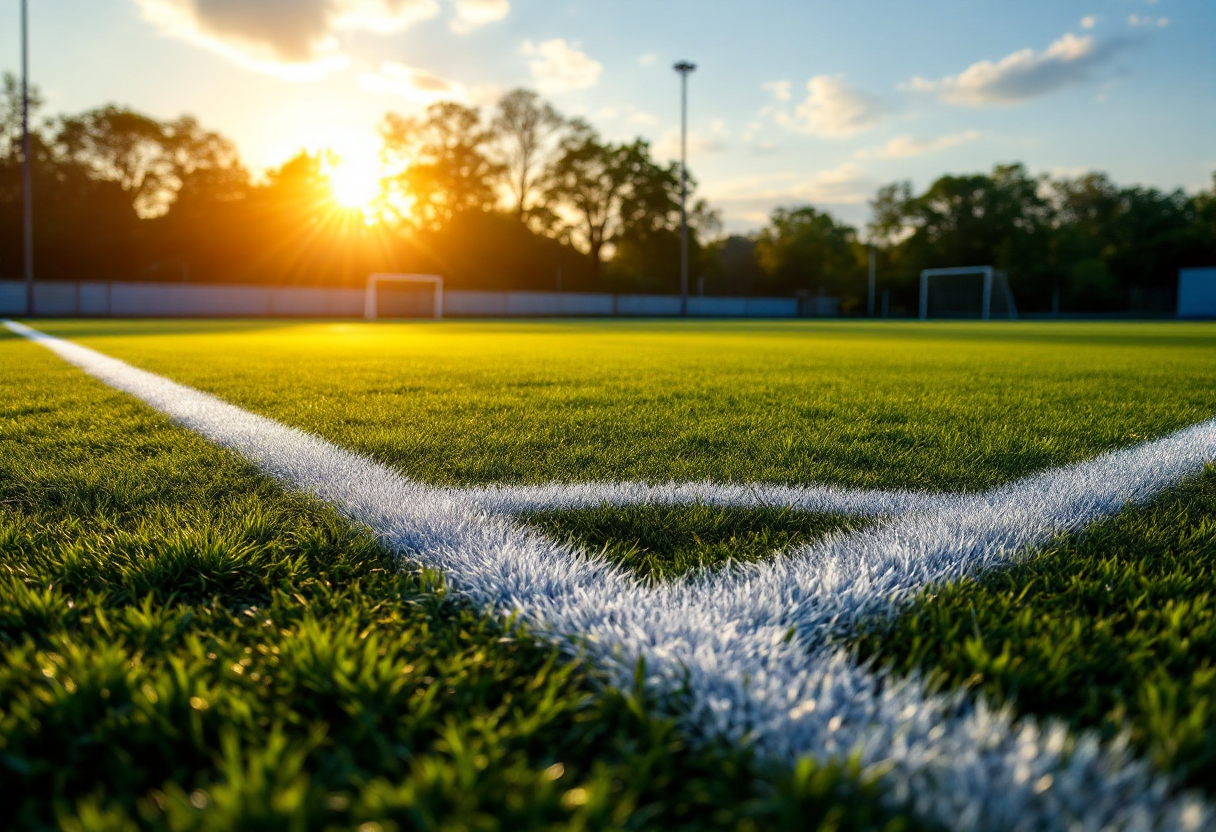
[1178, 268, 1216, 319]
[0, 281, 807, 319]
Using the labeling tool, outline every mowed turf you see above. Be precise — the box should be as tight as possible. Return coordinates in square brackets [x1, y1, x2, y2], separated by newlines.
[853, 463, 1216, 794]
[33, 319, 1216, 492]
[6, 319, 1216, 825]
[0, 334, 923, 831]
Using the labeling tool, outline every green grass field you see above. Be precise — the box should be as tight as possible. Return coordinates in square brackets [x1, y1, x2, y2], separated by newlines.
[34, 320, 1216, 490]
[3, 319, 1216, 830]
[0, 338, 917, 832]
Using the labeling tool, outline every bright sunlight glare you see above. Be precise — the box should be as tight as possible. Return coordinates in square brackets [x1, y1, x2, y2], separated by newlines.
[319, 133, 383, 215]
[326, 154, 381, 211]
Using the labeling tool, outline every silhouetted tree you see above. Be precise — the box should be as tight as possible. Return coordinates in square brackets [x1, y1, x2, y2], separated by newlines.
[754, 206, 863, 301]
[870, 164, 1054, 308]
[543, 123, 681, 282]
[868, 163, 1216, 312]
[490, 89, 565, 226]
[1195, 174, 1216, 253]
[381, 102, 501, 229]
[0, 72, 44, 161]
[704, 235, 765, 296]
[5, 81, 1213, 307]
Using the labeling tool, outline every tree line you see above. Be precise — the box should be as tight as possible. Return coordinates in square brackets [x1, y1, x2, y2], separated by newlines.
[2, 72, 1213, 311]
[0, 76, 717, 294]
[710, 164, 1216, 314]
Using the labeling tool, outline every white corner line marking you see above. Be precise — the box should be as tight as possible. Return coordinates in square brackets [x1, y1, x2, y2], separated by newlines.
[450, 479, 951, 517]
[7, 319, 1214, 832]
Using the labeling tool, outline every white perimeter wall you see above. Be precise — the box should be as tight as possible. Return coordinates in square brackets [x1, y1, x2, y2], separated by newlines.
[1178, 268, 1216, 319]
[0, 282, 804, 319]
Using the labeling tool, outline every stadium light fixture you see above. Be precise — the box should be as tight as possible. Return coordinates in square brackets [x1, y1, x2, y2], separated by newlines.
[674, 61, 696, 318]
[21, 0, 34, 316]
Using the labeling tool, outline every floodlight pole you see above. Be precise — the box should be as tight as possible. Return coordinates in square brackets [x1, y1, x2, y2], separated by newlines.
[21, 0, 34, 316]
[674, 61, 696, 318]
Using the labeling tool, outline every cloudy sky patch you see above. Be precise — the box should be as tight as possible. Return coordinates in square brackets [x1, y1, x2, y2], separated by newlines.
[773, 75, 885, 137]
[904, 32, 1130, 107]
[520, 39, 602, 92]
[855, 131, 981, 161]
[134, 0, 441, 78]
[8, 0, 1209, 234]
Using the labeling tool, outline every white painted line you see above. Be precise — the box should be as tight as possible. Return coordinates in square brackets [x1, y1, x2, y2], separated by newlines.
[7, 318, 1213, 832]
[453, 479, 949, 517]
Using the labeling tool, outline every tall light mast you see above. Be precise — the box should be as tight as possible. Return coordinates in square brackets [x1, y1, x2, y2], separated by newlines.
[673, 61, 696, 318]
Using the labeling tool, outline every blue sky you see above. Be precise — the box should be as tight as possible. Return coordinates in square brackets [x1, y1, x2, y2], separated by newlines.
[3, 0, 1213, 232]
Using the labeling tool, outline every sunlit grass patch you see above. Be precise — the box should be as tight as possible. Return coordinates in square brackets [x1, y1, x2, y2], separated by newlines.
[0, 334, 926, 831]
[522, 504, 859, 581]
[851, 464, 1216, 794]
[35, 319, 1216, 492]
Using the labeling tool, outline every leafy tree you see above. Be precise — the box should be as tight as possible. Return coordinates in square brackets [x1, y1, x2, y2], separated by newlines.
[5, 80, 1213, 305]
[1195, 173, 1216, 254]
[53, 106, 244, 219]
[55, 107, 177, 217]
[1110, 186, 1202, 291]
[1047, 173, 1212, 308]
[381, 102, 501, 229]
[870, 164, 1216, 313]
[397, 208, 596, 292]
[162, 116, 248, 206]
[0, 72, 45, 162]
[490, 89, 565, 226]
[869, 164, 1054, 307]
[703, 235, 766, 296]
[754, 206, 862, 300]
[543, 123, 681, 281]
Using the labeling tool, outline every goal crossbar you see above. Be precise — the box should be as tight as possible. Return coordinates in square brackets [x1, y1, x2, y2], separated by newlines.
[365, 273, 444, 320]
[919, 266, 1017, 321]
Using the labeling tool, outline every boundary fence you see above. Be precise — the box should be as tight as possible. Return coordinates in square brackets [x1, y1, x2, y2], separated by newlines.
[0, 281, 819, 319]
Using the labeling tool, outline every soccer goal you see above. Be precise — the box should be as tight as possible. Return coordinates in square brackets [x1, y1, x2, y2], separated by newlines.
[365, 273, 444, 320]
[919, 266, 1018, 321]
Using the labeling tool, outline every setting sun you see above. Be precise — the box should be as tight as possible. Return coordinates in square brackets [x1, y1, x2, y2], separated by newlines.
[321, 137, 383, 214]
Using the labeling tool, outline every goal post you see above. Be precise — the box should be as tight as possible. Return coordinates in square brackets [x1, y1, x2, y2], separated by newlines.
[919, 266, 1017, 321]
[365, 273, 444, 320]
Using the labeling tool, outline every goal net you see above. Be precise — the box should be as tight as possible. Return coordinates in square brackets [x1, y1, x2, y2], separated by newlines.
[365, 273, 444, 320]
[919, 266, 1017, 320]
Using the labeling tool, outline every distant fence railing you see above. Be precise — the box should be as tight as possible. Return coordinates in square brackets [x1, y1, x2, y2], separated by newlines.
[0, 281, 821, 319]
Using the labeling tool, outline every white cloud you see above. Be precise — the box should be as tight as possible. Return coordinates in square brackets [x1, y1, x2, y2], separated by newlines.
[450, 0, 508, 33]
[1080, 15, 1097, 29]
[594, 105, 659, 127]
[762, 80, 792, 102]
[711, 164, 871, 205]
[1128, 14, 1169, 27]
[773, 75, 884, 138]
[638, 53, 657, 66]
[707, 163, 874, 228]
[903, 33, 1127, 107]
[134, 0, 439, 79]
[855, 130, 980, 160]
[338, 0, 439, 32]
[520, 39, 602, 92]
[358, 61, 468, 103]
[655, 119, 730, 159]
